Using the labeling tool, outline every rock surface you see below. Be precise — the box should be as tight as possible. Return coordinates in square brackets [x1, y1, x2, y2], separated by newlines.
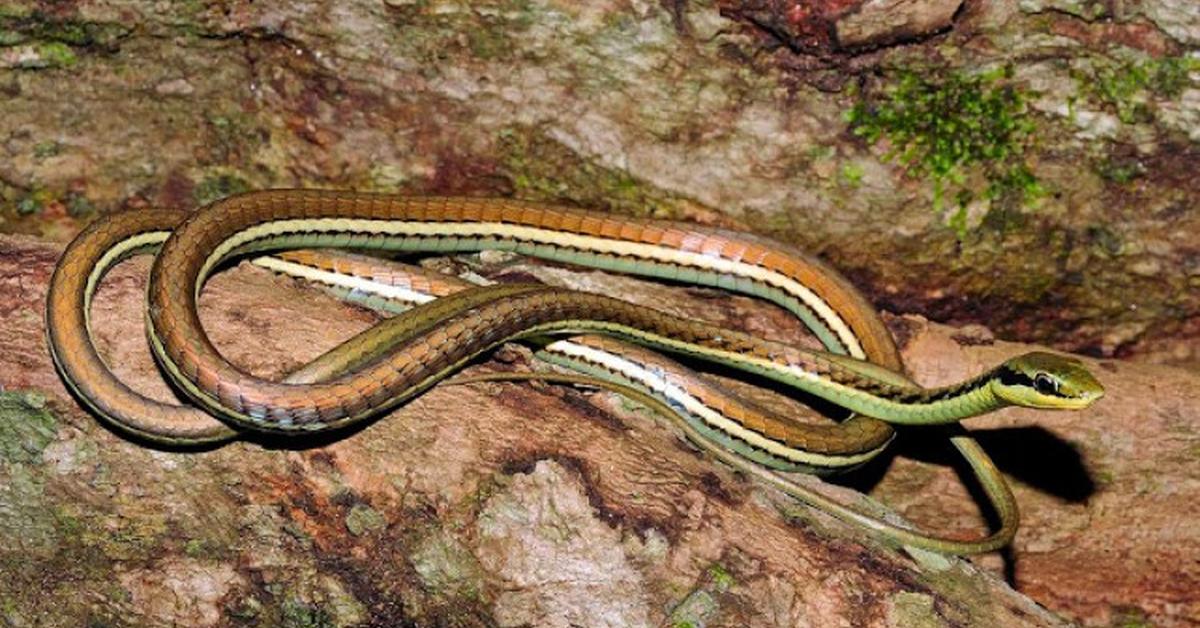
[2, 0, 1199, 624]
[835, 0, 963, 49]
[0, 0, 1198, 365]
[2, 233, 1197, 626]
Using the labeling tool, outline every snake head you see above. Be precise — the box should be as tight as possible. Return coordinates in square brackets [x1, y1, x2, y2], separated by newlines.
[991, 352, 1105, 410]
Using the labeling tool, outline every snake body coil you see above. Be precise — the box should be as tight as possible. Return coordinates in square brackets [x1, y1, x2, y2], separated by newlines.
[46, 190, 1104, 554]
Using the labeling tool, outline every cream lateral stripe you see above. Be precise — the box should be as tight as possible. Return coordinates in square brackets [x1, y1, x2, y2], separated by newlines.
[91, 241, 860, 456]
[85, 231, 170, 327]
[255, 255, 877, 466]
[250, 257, 440, 306]
[550, 342, 884, 467]
[513, 319, 1005, 425]
[121, 244, 862, 440]
[188, 229, 984, 425]
[204, 218, 866, 359]
[251, 251, 910, 422]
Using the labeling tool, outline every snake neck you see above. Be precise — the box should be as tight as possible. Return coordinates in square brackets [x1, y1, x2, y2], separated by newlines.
[856, 370, 1005, 425]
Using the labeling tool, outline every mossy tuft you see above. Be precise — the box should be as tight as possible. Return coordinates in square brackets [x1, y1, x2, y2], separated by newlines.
[16, 195, 43, 215]
[30, 41, 76, 67]
[1077, 56, 1200, 124]
[847, 67, 1042, 234]
[1110, 605, 1154, 628]
[1096, 155, 1145, 184]
[66, 193, 95, 217]
[280, 599, 334, 628]
[0, 392, 58, 463]
[0, 11, 130, 49]
[194, 173, 251, 206]
[343, 504, 386, 536]
[706, 563, 736, 590]
[0, 11, 136, 69]
[839, 161, 865, 187]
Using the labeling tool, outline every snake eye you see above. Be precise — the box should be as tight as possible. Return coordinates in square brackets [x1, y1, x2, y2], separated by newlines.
[1033, 372, 1058, 395]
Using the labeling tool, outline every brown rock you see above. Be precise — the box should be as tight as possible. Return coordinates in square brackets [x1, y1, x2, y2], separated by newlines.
[2, 0, 1199, 365]
[835, 0, 963, 48]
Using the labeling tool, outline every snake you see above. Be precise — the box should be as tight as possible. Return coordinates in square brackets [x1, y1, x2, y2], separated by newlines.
[46, 189, 1104, 554]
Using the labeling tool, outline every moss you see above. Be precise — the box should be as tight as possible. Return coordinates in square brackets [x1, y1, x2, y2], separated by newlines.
[280, 599, 335, 628]
[1076, 56, 1200, 124]
[54, 509, 85, 537]
[1086, 225, 1122, 256]
[183, 538, 208, 558]
[977, 204, 1028, 234]
[839, 161, 865, 187]
[466, 28, 512, 60]
[0, 392, 58, 463]
[7, 187, 94, 219]
[1053, 0, 1108, 19]
[205, 112, 265, 160]
[665, 563, 738, 627]
[15, 194, 43, 215]
[193, 172, 251, 206]
[409, 531, 484, 599]
[888, 591, 943, 628]
[847, 67, 1041, 234]
[667, 590, 717, 628]
[1096, 155, 1146, 184]
[343, 504, 386, 536]
[228, 595, 264, 620]
[1110, 605, 1155, 628]
[807, 145, 836, 161]
[66, 193, 95, 217]
[0, 461, 60, 560]
[706, 563, 736, 591]
[32, 140, 60, 159]
[0, 9, 118, 65]
[0, 12, 130, 48]
[88, 511, 172, 561]
[0, 4, 31, 18]
[33, 41, 76, 67]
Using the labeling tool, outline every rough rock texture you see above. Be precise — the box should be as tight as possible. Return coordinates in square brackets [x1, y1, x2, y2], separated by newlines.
[2, 0, 1199, 624]
[835, 0, 964, 49]
[0, 0, 1198, 366]
[719, 0, 965, 51]
[2, 233, 1198, 626]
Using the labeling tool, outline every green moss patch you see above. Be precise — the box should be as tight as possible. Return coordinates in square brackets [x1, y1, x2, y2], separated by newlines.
[0, 12, 130, 49]
[194, 172, 251, 206]
[0, 392, 58, 464]
[0, 12, 130, 70]
[343, 504, 387, 536]
[1075, 56, 1200, 125]
[847, 67, 1042, 234]
[409, 531, 484, 599]
[666, 562, 738, 627]
[279, 598, 335, 628]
